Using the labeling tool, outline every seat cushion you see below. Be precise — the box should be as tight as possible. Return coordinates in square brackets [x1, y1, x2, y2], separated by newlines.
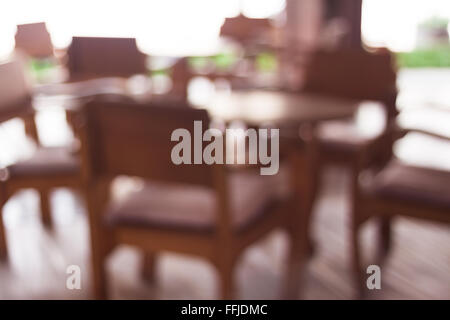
[318, 121, 377, 153]
[106, 168, 289, 232]
[318, 100, 386, 154]
[7, 146, 80, 178]
[371, 161, 450, 210]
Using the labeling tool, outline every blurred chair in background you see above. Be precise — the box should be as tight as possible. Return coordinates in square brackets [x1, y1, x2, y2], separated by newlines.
[0, 60, 82, 261]
[351, 125, 450, 296]
[65, 36, 147, 82]
[45, 36, 150, 132]
[162, 57, 192, 102]
[303, 49, 397, 120]
[0, 61, 37, 137]
[220, 14, 274, 49]
[15, 22, 54, 59]
[219, 14, 281, 90]
[302, 48, 398, 212]
[79, 98, 301, 299]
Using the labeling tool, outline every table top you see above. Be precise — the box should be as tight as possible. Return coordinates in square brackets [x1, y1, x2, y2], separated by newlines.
[32, 88, 364, 128]
[193, 90, 362, 126]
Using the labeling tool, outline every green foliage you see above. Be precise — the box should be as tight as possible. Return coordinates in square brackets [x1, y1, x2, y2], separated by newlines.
[29, 59, 54, 73]
[188, 52, 238, 72]
[396, 46, 450, 68]
[419, 16, 449, 29]
[150, 68, 169, 76]
[188, 56, 210, 70]
[255, 52, 277, 72]
[28, 59, 57, 82]
[212, 52, 237, 70]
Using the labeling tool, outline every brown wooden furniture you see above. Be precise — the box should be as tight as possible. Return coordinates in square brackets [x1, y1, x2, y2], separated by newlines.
[194, 89, 361, 127]
[194, 88, 363, 252]
[300, 48, 398, 224]
[351, 126, 450, 296]
[164, 57, 192, 102]
[77, 97, 304, 299]
[0, 61, 36, 127]
[220, 14, 274, 48]
[33, 37, 148, 99]
[15, 22, 54, 59]
[66, 37, 147, 82]
[304, 48, 397, 157]
[219, 14, 281, 89]
[303, 49, 397, 117]
[38, 36, 149, 132]
[0, 60, 82, 261]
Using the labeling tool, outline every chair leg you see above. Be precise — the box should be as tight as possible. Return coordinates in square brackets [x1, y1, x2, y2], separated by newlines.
[141, 252, 157, 283]
[85, 181, 110, 299]
[351, 221, 365, 298]
[218, 258, 235, 300]
[23, 113, 39, 144]
[307, 234, 316, 258]
[91, 245, 108, 300]
[0, 210, 8, 262]
[0, 185, 8, 261]
[378, 217, 392, 259]
[283, 229, 307, 299]
[39, 189, 53, 229]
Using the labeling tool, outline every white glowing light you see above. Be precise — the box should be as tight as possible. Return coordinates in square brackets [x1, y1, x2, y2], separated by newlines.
[0, 0, 285, 59]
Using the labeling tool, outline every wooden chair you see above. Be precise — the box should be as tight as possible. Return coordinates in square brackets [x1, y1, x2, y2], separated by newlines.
[302, 48, 398, 221]
[0, 60, 82, 261]
[160, 57, 192, 102]
[303, 48, 397, 118]
[77, 98, 304, 299]
[15, 22, 54, 59]
[220, 14, 274, 48]
[351, 126, 450, 296]
[51, 36, 149, 132]
[220, 14, 284, 90]
[66, 37, 147, 82]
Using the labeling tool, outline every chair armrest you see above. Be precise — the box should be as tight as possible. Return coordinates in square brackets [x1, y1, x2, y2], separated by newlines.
[396, 127, 450, 142]
[354, 123, 450, 174]
[351, 127, 393, 172]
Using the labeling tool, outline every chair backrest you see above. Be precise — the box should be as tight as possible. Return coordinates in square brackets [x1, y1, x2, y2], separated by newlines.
[0, 61, 31, 114]
[66, 37, 147, 81]
[82, 97, 215, 187]
[15, 22, 54, 58]
[302, 48, 398, 118]
[220, 14, 272, 44]
[170, 58, 192, 100]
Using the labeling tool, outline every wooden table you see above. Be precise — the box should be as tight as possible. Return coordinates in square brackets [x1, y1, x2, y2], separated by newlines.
[193, 89, 361, 127]
[193, 89, 364, 272]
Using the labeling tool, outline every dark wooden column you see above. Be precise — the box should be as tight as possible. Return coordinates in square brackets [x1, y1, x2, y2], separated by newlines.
[324, 0, 363, 48]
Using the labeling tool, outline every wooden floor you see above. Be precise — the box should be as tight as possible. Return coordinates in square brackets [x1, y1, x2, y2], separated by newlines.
[0, 166, 448, 300]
